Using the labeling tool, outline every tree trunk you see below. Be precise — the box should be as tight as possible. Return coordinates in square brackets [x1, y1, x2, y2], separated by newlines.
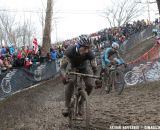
[42, 0, 53, 56]
[156, 0, 160, 15]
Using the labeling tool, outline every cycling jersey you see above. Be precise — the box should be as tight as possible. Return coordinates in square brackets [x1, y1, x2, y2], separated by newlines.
[65, 45, 95, 70]
[102, 47, 125, 68]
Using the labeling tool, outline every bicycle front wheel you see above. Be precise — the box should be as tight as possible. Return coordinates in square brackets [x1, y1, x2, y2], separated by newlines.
[79, 90, 90, 129]
[124, 71, 139, 86]
[113, 70, 125, 95]
[69, 95, 79, 129]
[101, 73, 111, 94]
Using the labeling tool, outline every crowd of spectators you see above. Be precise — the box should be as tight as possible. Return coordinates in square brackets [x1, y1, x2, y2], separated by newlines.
[0, 45, 39, 71]
[0, 19, 157, 72]
[90, 19, 149, 47]
[58, 19, 152, 52]
[0, 44, 64, 72]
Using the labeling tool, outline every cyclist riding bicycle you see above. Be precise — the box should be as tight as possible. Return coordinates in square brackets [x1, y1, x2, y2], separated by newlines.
[60, 35, 101, 117]
[101, 42, 126, 74]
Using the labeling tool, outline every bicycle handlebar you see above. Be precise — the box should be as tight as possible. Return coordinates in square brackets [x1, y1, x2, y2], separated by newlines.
[67, 72, 100, 79]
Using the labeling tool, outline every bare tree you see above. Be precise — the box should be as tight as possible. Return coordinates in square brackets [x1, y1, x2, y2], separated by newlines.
[42, 0, 53, 55]
[0, 12, 17, 46]
[0, 11, 37, 48]
[21, 18, 37, 47]
[104, 0, 144, 27]
[0, 28, 3, 46]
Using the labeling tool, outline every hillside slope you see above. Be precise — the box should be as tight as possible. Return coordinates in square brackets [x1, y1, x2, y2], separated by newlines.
[0, 37, 159, 130]
[123, 37, 155, 62]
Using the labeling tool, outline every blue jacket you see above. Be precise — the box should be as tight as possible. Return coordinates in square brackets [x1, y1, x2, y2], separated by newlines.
[50, 50, 57, 60]
[9, 47, 15, 55]
[102, 47, 124, 68]
[1, 47, 6, 55]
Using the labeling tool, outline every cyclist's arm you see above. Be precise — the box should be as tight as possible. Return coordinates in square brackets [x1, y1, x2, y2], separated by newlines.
[60, 55, 69, 76]
[116, 51, 125, 64]
[88, 50, 99, 75]
[104, 48, 111, 64]
[90, 58, 98, 75]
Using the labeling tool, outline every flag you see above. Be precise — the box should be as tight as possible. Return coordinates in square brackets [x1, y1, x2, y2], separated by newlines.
[33, 38, 38, 54]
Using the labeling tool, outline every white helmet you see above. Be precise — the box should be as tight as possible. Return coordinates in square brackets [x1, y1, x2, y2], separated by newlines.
[112, 42, 119, 50]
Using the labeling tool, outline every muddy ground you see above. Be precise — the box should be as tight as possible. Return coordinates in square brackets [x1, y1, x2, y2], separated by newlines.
[0, 37, 160, 130]
[0, 77, 160, 130]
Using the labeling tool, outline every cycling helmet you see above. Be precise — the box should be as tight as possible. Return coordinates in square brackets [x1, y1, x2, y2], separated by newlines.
[78, 35, 92, 47]
[112, 42, 119, 50]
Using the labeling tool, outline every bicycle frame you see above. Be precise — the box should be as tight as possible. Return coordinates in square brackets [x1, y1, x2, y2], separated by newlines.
[103, 64, 122, 82]
[102, 64, 125, 95]
[67, 71, 100, 129]
[108, 65, 119, 90]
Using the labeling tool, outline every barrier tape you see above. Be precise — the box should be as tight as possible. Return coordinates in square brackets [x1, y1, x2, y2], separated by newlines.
[127, 42, 160, 65]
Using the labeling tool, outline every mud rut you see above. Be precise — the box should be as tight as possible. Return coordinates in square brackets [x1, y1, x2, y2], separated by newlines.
[0, 75, 160, 130]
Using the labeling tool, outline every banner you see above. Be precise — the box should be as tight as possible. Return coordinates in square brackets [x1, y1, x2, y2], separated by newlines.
[0, 61, 58, 99]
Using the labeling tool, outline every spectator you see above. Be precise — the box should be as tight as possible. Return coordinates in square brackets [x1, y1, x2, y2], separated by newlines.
[3, 57, 12, 69]
[57, 48, 64, 58]
[32, 54, 40, 65]
[17, 49, 22, 59]
[24, 57, 32, 69]
[9, 45, 15, 55]
[1, 46, 6, 57]
[0, 58, 7, 71]
[21, 46, 27, 58]
[50, 48, 57, 61]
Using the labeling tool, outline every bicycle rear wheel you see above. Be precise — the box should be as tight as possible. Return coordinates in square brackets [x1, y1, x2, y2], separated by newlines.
[113, 70, 125, 95]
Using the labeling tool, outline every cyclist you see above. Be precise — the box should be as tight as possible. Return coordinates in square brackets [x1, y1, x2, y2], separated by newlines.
[60, 35, 101, 117]
[101, 42, 126, 74]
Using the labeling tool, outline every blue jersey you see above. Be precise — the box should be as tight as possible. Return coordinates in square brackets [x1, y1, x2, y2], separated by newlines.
[101, 47, 125, 68]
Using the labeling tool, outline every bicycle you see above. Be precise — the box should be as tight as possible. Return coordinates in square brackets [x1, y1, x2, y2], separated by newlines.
[101, 63, 125, 95]
[124, 61, 160, 86]
[67, 71, 100, 129]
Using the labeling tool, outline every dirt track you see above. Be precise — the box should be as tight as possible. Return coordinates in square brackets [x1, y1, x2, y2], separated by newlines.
[0, 76, 160, 130]
[0, 37, 159, 130]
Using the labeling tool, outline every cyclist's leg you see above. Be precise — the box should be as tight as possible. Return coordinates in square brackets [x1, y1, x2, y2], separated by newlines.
[101, 59, 110, 74]
[101, 60, 110, 91]
[82, 69, 93, 96]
